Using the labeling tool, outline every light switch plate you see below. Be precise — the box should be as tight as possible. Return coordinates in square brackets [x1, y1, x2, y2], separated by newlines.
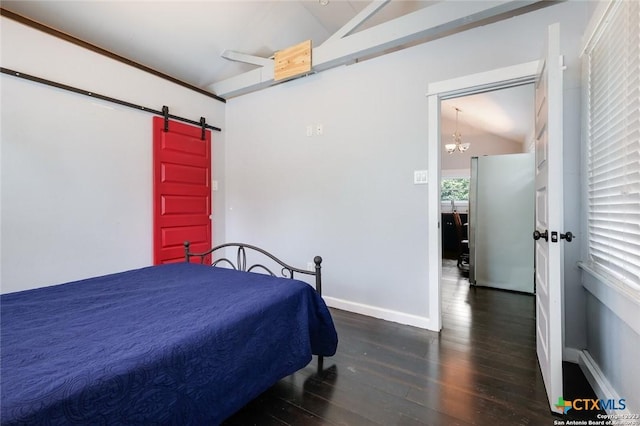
[414, 170, 428, 184]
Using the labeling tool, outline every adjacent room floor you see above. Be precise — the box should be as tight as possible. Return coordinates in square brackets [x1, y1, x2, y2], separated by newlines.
[224, 259, 599, 425]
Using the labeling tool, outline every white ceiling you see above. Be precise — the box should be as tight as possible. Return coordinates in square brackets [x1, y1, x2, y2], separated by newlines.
[1, 0, 536, 141]
[1, 1, 431, 88]
[442, 84, 534, 143]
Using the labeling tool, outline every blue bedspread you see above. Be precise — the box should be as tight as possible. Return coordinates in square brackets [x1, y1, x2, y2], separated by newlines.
[1, 263, 338, 425]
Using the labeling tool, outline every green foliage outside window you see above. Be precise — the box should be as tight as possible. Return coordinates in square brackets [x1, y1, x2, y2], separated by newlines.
[441, 178, 469, 201]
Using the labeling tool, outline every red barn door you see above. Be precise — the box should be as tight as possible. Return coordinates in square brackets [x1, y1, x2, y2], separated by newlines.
[153, 117, 211, 264]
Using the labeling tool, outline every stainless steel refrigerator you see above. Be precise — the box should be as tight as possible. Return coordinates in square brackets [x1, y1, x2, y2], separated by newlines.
[468, 153, 535, 293]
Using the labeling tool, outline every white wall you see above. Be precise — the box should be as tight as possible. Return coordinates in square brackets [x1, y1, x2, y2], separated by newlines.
[225, 2, 591, 328]
[0, 17, 226, 293]
[227, 70, 431, 322]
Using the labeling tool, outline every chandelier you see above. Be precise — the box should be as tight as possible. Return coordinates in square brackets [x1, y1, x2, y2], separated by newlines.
[445, 107, 470, 154]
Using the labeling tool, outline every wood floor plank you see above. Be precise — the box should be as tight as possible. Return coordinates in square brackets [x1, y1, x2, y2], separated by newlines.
[332, 337, 550, 407]
[299, 368, 474, 426]
[263, 366, 379, 426]
[333, 322, 547, 400]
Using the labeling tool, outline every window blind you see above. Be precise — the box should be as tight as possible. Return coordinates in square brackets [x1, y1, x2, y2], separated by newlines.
[586, 0, 640, 289]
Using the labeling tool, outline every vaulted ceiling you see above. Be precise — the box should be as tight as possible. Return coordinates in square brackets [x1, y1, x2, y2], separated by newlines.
[1, 1, 431, 90]
[1, 0, 545, 142]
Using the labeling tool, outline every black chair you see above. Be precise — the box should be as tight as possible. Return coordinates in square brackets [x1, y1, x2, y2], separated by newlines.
[452, 211, 469, 271]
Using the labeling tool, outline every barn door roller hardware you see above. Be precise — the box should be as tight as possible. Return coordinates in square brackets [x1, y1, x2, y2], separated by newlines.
[163, 105, 170, 132]
[200, 117, 207, 141]
[1, 67, 222, 133]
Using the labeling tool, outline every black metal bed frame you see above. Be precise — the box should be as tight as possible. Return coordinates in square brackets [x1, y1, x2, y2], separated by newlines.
[183, 241, 325, 374]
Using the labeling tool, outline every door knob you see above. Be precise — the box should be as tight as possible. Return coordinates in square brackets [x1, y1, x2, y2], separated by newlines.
[560, 231, 574, 242]
[551, 231, 574, 243]
[533, 230, 548, 241]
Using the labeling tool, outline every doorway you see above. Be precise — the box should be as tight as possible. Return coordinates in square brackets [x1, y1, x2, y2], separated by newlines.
[426, 61, 539, 332]
[440, 86, 536, 294]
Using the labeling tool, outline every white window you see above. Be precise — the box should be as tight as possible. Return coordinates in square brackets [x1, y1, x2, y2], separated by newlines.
[585, 0, 640, 289]
[441, 178, 470, 202]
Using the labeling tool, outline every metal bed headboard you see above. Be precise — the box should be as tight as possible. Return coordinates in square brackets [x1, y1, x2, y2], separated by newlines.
[183, 241, 323, 296]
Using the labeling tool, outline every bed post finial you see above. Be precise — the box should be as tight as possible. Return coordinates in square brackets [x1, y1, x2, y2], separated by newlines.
[314, 256, 322, 296]
[184, 241, 191, 263]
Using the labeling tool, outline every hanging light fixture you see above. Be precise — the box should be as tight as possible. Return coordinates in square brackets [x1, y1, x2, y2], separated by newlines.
[445, 107, 470, 154]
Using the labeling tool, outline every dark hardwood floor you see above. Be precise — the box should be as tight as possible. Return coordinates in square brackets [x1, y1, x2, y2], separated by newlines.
[223, 259, 598, 425]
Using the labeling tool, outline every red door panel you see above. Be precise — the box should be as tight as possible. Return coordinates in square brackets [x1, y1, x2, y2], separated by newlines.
[153, 117, 211, 264]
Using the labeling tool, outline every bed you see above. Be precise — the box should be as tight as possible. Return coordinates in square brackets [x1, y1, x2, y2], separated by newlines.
[1, 242, 338, 425]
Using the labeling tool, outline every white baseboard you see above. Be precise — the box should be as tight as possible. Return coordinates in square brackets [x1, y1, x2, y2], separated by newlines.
[578, 350, 631, 416]
[323, 296, 436, 331]
[563, 347, 581, 363]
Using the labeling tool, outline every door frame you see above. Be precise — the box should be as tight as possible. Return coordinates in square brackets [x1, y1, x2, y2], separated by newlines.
[426, 60, 539, 331]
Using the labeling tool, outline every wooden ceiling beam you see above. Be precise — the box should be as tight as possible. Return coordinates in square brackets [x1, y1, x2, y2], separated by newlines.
[210, 1, 551, 98]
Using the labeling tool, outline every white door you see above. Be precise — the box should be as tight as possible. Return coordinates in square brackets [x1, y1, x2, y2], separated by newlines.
[534, 23, 565, 414]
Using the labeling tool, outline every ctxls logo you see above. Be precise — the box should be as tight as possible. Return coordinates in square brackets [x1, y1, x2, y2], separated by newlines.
[556, 397, 572, 414]
[555, 397, 626, 414]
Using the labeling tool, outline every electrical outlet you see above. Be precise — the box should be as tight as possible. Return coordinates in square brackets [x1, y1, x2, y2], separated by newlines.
[307, 262, 314, 272]
[316, 124, 323, 136]
[306, 125, 313, 137]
